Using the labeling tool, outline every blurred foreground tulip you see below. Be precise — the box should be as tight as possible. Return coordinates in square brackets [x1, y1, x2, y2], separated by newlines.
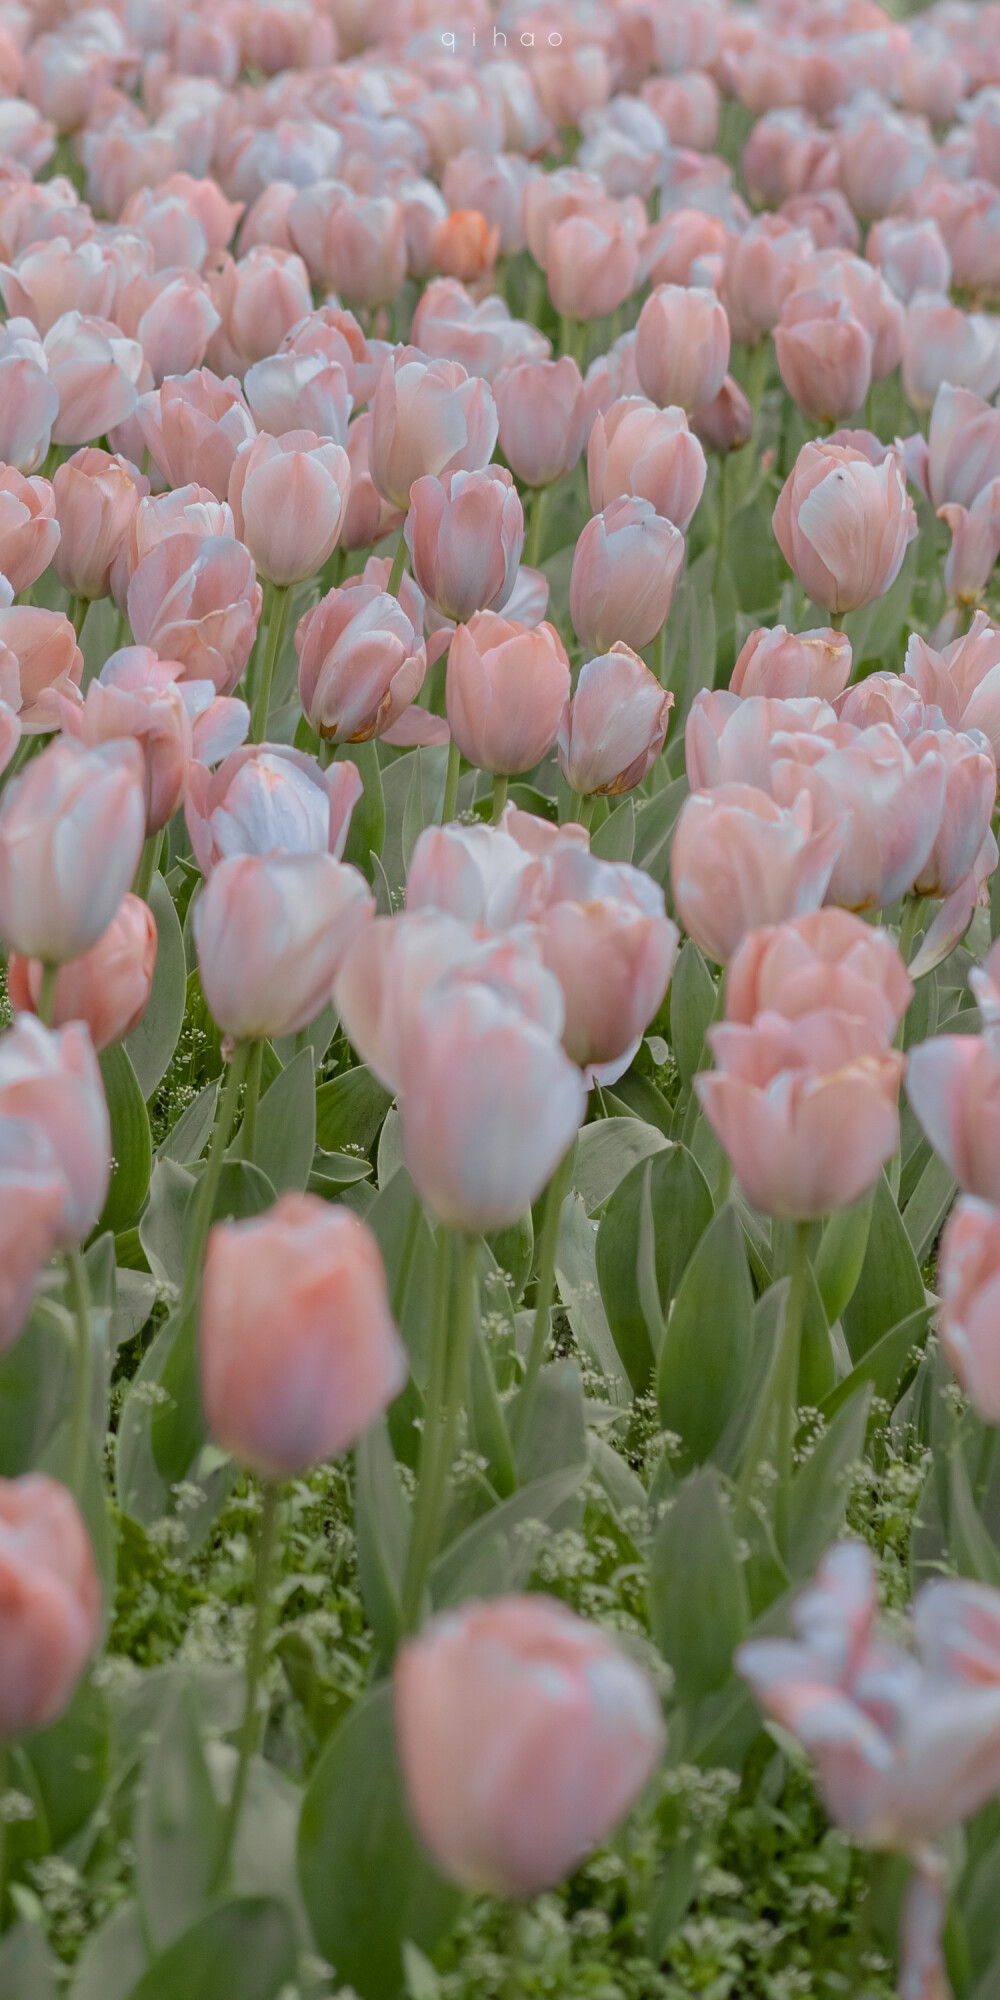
[0, 1474, 101, 1736]
[0, 1118, 64, 1353]
[0, 1016, 110, 1246]
[0, 737, 144, 963]
[8, 894, 156, 1050]
[907, 1034, 1000, 1204]
[939, 1197, 1000, 1422]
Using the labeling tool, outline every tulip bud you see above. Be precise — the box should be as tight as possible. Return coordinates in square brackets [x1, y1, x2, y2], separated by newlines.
[0, 1016, 110, 1246]
[635, 284, 730, 413]
[446, 612, 570, 776]
[395, 1594, 665, 1895]
[0, 465, 59, 594]
[135, 368, 257, 503]
[775, 292, 872, 425]
[370, 350, 498, 512]
[0, 1474, 101, 1735]
[570, 497, 684, 653]
[773, 439, 917, 616]
[587, 396, 707, 532]
[730, 624, 852, 701]
[52, 446, 147, 601]
[201, 1193, 407, 1479]
[906, 1034, 1000, 1204]
[128, 531, 263, 697]
[689, 376, 754, 457]
[296, 584, 426, 745]
[193, 851, 373, 1043]
[726, 909, 912, 1042]
[9, 893, 156, 1050]
[493, 356, 588, 489]
[185, 744, 362, 873]
[228, 429, 351, 586]
[44, 311, 144, 447]
[558, 643, 671, 796]
[0, 737, 144, 963]
[672, 783, 844, 965]
[404, 467, 523, 624]
[938, 1197, 1000, 1422]
[536, 851, 680, 1072]
[546, 210, 639, 322]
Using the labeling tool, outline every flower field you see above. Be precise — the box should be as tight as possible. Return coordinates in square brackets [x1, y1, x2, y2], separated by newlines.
[4, 0, 1000, 1996]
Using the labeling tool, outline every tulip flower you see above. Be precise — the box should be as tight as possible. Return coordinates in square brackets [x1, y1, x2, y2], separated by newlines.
[44, 311, 143, 446]
[185, 745, 362, 874]
[938, 1197, 1000, 1422]
[774, 292, 872, 425]
[0, 605, 82, 733]
[201, 1194, 407, 1480]
[290, 190, 407, 310]
[0, 1474, 101, 1736]
[635, 284, 730, 414]
[731, 625, 852, 702]
[720, 215, 813, 347]
[672, 784, 844, 965]
[405, 819, 547, 932]
[725, 910, 913, 1043]
[135, 369, 257, 503]
[690, 376, 755, 457]
[0, 737, 144, 964]
[0, 467, 59, 595]
[941, 482, 1000, 606]
[227, 429, 351, 590]
[210, 245, 313, 372]
[0, 1117, 65, 1352]
[558, 644, 672, 798]
[546, 209, 640, 323]
[243, 351, 352, 448]
[369, 350, 498, 512]
[772, 439, 917, 617]
[909, 725, 997, 900]
[867, 218, 951, 304]
[918, 383, 1000, 513]
[296, 585, 426, 745]
[404, 467, 523, 624]
[446, 612, 570, 777]
[194, 851, 374, 1043]
[587, 396, 707, 532]
[570, 497, 685, 654]
[901, 295, 1000, 413]
[116, 269, 222, 386]
[905, 614, 1000, 761]
[52, 447, 147, 602]
[493, 356, 588, 488]
[0, 1016, 110, 1247]
[771, 722, 948, 913]
[395, 1594, 665, 1895]
[535, 850, 680, 1073]
[128, 531, 263, 697]
[9, 894, 156, 1050]
[906, 1034, 1000, 1203]
[684, 690, 840, 794]
[0, 318, 59, 472]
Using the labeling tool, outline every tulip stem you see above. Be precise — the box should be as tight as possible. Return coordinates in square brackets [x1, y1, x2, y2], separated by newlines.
[829, 610, 845, 631]
[67, 594, 89, 644]
[975, 1424, 998, 1505]
[37, 962, 58, 1027]
[897, 894, 925, 979]
[773, 1221, 811, 1557]
[490, 773, 509, 824]
[526, 485, 549, 570]
[181, 1039, 251, 1317]
[678, 977, 727, 1146]
[65, 1247, 93, 1503]
[213, 1479, 282, 1893]
[511, 1144, 575, 1457]
[441, 737, 462, 823]
[712, 455, 728, 596]
[131, 832, 161, 904]
[565, 791, 595, 831]
[387, 535, 408, 599]
[251, 583, 290, 745]
[239, 1039, 264, 1158]
[402, 1230, 479, 1632]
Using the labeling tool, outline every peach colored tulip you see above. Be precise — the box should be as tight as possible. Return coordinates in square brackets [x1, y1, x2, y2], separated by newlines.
[0, 319, 59, 473]
[228, 430, 350, 587]
[136, 369, 256, 504]
[570, 497, 685, 654]
[775, 291, 872, 424]
[201, 1192, 406, 1480]
[493, 356, 587, 490]
[9, 893, 156, 1050]
[128, 531, 262, 697]
[773, 439, 917, 616]
[410, 280, 549, 385]
[0, 1119, 64, 1352]
[446, 612, 569, 777]
[185, 744, 362, 874]
[523, 168, 606, 270]
[115, 268, 221, 386]
[441, 152, 533, 257]
[558, 644, 672, 797]
[938, 1198, 1000, 1422]
[404, 467, 523, 625]
[112, 484, 236, 614]
[0, 1474, 100, 1736]
[397, 976, 586, 1232]
[772, 722, 947, 914]
[635, 284, 730, 414]
[908, 726, 997, 900]
[396, 1594, 664, 1895]
[697, 1007, 903, 1219]
[780, 189, 860, 253]
[720, 216, 813, 348]
[433, 210, 501, 284]
[296, 584, 426, 745]
[0, 466, 58, 595]
[905, 614, 1000, 762]
[672, 783, 844, 965]
[52, 446, 145, 601]
[643, 73, 719, 152]
[0, 736, 144, 962]
[639, 209, 729, 292]
[867, 218, 951, 304]
[731, 625, 852, 701]
[243, 352, 352, 449]
[588, 395, 706, 532]
[726, 910, 912, 1042]
[907, 1034, 1000, 1203]
[690, 376, 754, 457]
[535, 855, 680, 1072]
[369, 350, 498, 513]
[0, 236, 116, 339]
[44, 311, 143, 446]
[546, 208, 641, 323]
[0, 605, 82, 731]
[0, 1016, 110, 1246]
[194, 851, 373, 1044]
[901, 295, 1000, 414]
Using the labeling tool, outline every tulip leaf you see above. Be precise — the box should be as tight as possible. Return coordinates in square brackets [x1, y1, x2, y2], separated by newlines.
[69, 1903, 147, 2000]
[0, 1307, 73, 1477]
[818, 1305, 931, 1428]
[632, 775, 688, 884]
[656, 1203, 754, 1466]
[247, 1046, 316, 1193]
[25, 1675, 109, 1852]
[591, 797, 635, 863]
[125, 1896, 296, 2000]
[355, 1417, 411, 1659]
[841, 1171, 926, 1363]
[98, 1045, 152, 1236]
[555, 1191, 631, 1395]
[157, 1080, 219, 1166]
[786, 1382, 873, 1582]
[298, 1682, 460, 2000]
[315, 1064, 393, 1156]
[514, 1358, 587, 1486]
[669, 940, 717, 1090]
[814, 1190, 875, 1328]
[135, 1686, 224, 1950]
[139, 1158, 195, 1290]
[949, 1449, 1000, 1588]
[903, 1152, 958, 1265]
[431, 1464, 588, 1607]
[342, 739, 386, 879]
[126, 873, 187, 1101]
[0, 1923, 58, 2000]
[648, 1466, 749, 1703]
[596, 1144, 714, 1392]
[573, 1118, 667, 1217]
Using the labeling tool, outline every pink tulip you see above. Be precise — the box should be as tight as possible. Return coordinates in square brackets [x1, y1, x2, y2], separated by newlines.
[115, 268, 221, 386]
[228, 430, 350, 588]
[684, 690, 838, 794]
[938, 1198, 1000, 1422]
[405, 820, 547, 932]
[867, 218, 951, 304]
[493, 356, 587, 489]
[731, 624, 852, 701]
[243, 351, 352, 448]
[837, 104, 935, 223]
[535, 851, 680, 1072]
[725, 910, 912, 1042]
[570, 497, 685, 653]
[185, 744, 362, 873]
[780, 190, 860, 252]
[905, 614, 1000, 761]
[113, 484, 235, 614]
[128, 531, 263, 697]
[9, 894, 156, 1050]
[587, 395, 707, 532]
[558, 644, 672, 797]
[671, 783, 844, 965]
[774, 291, 872, 424]
[52, 446, 146, 601]
[772, 439, 917, 616]
[920, 383, 1000, 513]
[908, 725, 997, 899]
[523, 168, 606, 270]
[194, 851, 373, 1043]
[0, 1016, 110, 1246]
[0, 319, 59, 473]
[404, 467, 523, 625]
[546, 209, 640, 323]
[697, 1007, 903, 1218]
[941, 483, 1000, 606]
[296, 584, 426, 745]
[772, 722, 947, 913]
[340, 411, 404, 555]
[395, 1594, 664, 1895]
[901, 295, 1000, 414]
[441, 151, 533, 256]
[370, 350, 498, 513]
[0, 606, 82, 732]
[290, 190, 406, 310]
[643, 73, 719, 152]
[57, 646, 245, 835]
[906, 1035, 1000, 1203]
[0, 237, 116, 339]
[635, 284, 730, 415]
[0, 466, 59, 595]
[0, 1474, 101, 1736]
[446, 612, 570, 777]
[689, 375, 754, 457]
[912, 178, 1000, 300]
[0, 1119, 65, 1352]
[409, 281, 549, 384]
[0, 737, 144, 963]
[720, 216, 813, 348]
[786, 251, 902, 382]
[135, 369, 256, 504]
[43, 311, 143, 446]
[201, 1193, 407, 1480]
[210, 245, 313, 371]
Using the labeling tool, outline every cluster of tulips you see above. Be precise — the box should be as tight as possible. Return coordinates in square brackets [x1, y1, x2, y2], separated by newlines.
[2, 0, 1000, 1993]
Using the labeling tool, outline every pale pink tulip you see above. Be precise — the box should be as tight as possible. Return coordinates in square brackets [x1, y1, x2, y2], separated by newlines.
[0, 1017, 110, 1246]
[128, 532, 262, 697]
[731, 625, 852, 701]
[409, 281, 549, 384]
[905, 614, 1000, 761]
[9, 894, 156, 1050]
[0, 1474, 101, 1735]
[775, 291, 872, 424]
[290, 189, 406, 311]
[44, 311, 143, 446]
[643, 73, 719, 152]
[0, 466, 59, 595]
[635, 284, 730, 414]
[194, 851, 373, 1043]
[939, 1198, 1000, 1422]
[780, 189, 859, 253]
[902, 295, 1000, 413]
[920, 383, 1000, 513]
[340, 411, 404, 554]
[690, 376, 754, 456]
[228, 430, 350, 587]
[0, 235, 116, 337]
[639, 209, 729, 292]
[493, 356, 587, 489]
[773, 439, 917, 616]
[725, 910, 912, 1041]
[441, 152, 533, 256]
[446, 612, 570, 776]
[112, 485, 236, 614]
[404, 467, 522, 625]
[370, 350, 498, 513]
[136, 369, 256, 503]
[0, 606, 82, 731]
[684, 690, 837, 794]
[671, 783, 844, 965]
[558, 644, 672, 797]
[0, 1119, 64, 1352]
[535, 854, 680, 1071]
[56, 647, 245, 834]
[52, 446, 146, 600]
[185, 745, 362, 873]
[209, 245, 312, 372]
[0, 737, 144, 963]
[405, 821, 548, 932]
[296, 585, 426, 745]
[570, 497, 685, 653]
[0, 319, 59, 473]
[720, 215, 813, 348]
[941, 484, 1000, 605]
[546, 208, 640, 323]
[772, 722, 947, 913]
[243, 352, 352, 448]
[907, 1035, 1000, 1203]
[867, 218, 951, 304]
[115, 268, 221, 386]
[587, 396, 706, 532]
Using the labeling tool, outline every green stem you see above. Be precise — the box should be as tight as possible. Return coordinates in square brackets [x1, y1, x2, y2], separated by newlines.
[250, 583, 290, 744]
[387, 535, 408, 598]
[239, 1040, 264, 1158]
[131, 831, 162, 904]
[37, 962, 58, 1026]
[180, 1040, 251, 1316]
[526, 485, 549, 570]
[897, 893, 925, 977]
[511, 1146, 574, 1455]
[829, 610, 845, 632]
[491, 772, 509, 824]
[401, 1232, 479, 1632]
[773, 1222, 811, 1556]
[712, 454, 728, 596]
[67, 594, 89, 643]
[678, 976, 727, 1145]
[565, 791, 595, 831]
[65, 1248, 93, 1502]
[212, 1480, 281, 1891]
[441, 736, 461, 823]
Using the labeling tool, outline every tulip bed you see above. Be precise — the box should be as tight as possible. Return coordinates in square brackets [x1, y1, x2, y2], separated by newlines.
[6, 1, 1000, 1998]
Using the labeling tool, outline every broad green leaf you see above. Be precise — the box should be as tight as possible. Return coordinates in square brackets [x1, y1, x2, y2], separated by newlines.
[40, 1422, 116, 1617]
[139, 1158, 195, 1290]
[645, 1840, 699, 1960]
[814, 1191, 874, 1327]
[574, 1118, 667, 1217]
[0, 1923, 58, 2000]
[632, 775, 687, 878]
[157, 1080, 218, 1165]
[556, 1191, 630, 1395]
[125, 1896, 295, 2000]
[903, 1152, 958, 1265]
[469, 1319, 517, 1498]
[247, 1045, 316, 1192]
[514, 1358, 587, 1485]
[657, 1204, 754, 1465]
[26, 1675, 109, 1850]
[648, 1467, 749, 1702]
[368, 1169, 436, 1384]
[819, 1305, 931, 1426]
[431, 1465, 588, 1606]
[786, 1383, 873, 1581]
[591, 797, 635, 862]
[298, 1683, 460, 2000]
[355, 1417, 411, 1658]
[841, 1170, 926, 1363]
[342, 739, 386, 878]
[98, 1045, 152, 1235]
[486, 1208, 534, 1298]
[70, 1903, 147, 2000]
[315, 1065, 392, 1155]
[669, 941, 717, 1089]
[126, 873, 186, 1100]
[950, 1450, 1000, 1587]
[135, 1686, 224, 1949]
[596, 1145, 713, 1391]
[0, 1306, 73, 1476]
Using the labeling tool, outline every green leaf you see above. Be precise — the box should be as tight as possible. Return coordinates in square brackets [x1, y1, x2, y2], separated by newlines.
[632, 775, 687, 879]
[247, 1046, 316, 1193]
[98, 1045, 152, 1235]
[157, 1081, 218, 1165]
[298, 1683, 460, 2000]
[355, 1417, 411, 1658]
[786, 1383, 873, 1581]
[596, 1145, 713, 1391]
[669, 941, 717, 1089]
[135, 1686, 224, 1949]
[25, 1675, 109, 1850]
[814, 1191, 874, 1328]
[950, 1450, 1000, 1587]
[573, 1119, 667, 1217]
[468, 1317, 517, 1498]
[591, 797, 635, 862]
[139, 1159, 194, 1290]
[656, 1204, 754, 1465]
[315, 1065, 393, 1155]
[70, 1903, 147, 2000]
[903, 1152, 958, 1265]
[556, 1192, 630, 1395]
[514, 1358, 587, 1485]
[431, 1465, 588, 1606]
[645, 1839, 699, 1960]
[125, 1896, 296, 2000]
[841, 1170, 926, 1363]
[648, 1467, 749, 1702]
[126, 873, 186, 1100]
[0, 1307, 73, 1476]
[342, 739, 386, 878]
[819, 1305, 931, 1426]
[0, 1924, 58, 2000]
